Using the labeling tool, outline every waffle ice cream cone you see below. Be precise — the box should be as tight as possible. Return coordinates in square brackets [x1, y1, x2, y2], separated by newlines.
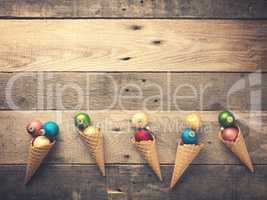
[131, 137, 162, 181]
[218, 127, 254, 172]
[24, 140, 55, 184]
[170, 141, 204, 188]
[79, 129, 105, 176]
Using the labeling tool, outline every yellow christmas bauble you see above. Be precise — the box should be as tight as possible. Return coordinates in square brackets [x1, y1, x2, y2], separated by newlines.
[33, 136, 51, 148]
[185, 113, 202, 130]
[131, 112, 148, 128]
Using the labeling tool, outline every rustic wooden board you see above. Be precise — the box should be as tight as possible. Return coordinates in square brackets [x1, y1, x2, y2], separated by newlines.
[0, 111, 266, 165]
[1, 72, 266, 111]
[1, 165, 266, 200]
[0, 0, 267, 19]
[106, 165, 267, 200]
[0, 165, 107, 200]
[0, 20, 267, 72]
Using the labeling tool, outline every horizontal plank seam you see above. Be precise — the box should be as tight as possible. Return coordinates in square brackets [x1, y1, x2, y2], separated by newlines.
[1, 109, 265, 111]
[0, 163, 265, 166]
[0, 110, 264, 112]
[1, 17, 267, 20]
[0, 71, 266, 74]
[1, 71, 267, 74]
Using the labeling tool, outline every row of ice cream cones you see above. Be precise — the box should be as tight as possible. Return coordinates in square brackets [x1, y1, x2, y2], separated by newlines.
[24, 111, 254, 189]
[131, 112, 205, 188]
[131, 112, 254, 188]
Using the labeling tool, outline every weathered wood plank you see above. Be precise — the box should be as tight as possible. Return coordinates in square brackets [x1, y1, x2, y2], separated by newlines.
[0, 0, 267, 19]
[0, 165, 107, 200]
[0, 111, 266, 164]
[106, 165, 267, 200]
[1, 165, 266, 200]
[0, 20, 267, 72]
[0, 72, 266, 110]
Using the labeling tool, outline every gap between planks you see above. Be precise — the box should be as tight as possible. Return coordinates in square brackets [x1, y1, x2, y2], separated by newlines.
[0, 0, 267, 19]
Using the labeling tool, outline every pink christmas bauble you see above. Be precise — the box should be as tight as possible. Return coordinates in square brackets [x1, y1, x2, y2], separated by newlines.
[222, 127, 239, 141]
[26, 120, 43, 137]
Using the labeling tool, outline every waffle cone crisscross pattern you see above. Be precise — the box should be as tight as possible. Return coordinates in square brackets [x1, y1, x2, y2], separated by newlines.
[24, 140, 55, 184]
[132, 138, 162, 181]
[170, 142, 204, 188]
[218, 127, 254, 172]
[80, 129, 105, 176]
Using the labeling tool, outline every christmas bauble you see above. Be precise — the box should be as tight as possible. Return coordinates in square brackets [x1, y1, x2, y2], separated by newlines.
[33, 136, 51, 147]
[74, 112, 91, 130]
[26, 120, 43, 137]
[134, 128, 153, 142]
[83, 126, 99, 136]
[132, 112, 148, 128]
[43, 121, 59, 138]
[185, 113, 202, 130]
[222, 127, 239, 141]
[218, 111, 235, 128]
[181, 128, 198, 144]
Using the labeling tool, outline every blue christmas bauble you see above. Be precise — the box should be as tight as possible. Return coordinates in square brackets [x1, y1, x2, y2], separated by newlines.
[43, 121, 59, 138]
[181, 128, 198, 144]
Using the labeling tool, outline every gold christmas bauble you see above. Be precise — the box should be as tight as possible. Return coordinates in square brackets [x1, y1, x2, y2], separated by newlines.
[185, 113, 202, 130]
[33, 136, 51, 148]
[131, 112, 148, 128]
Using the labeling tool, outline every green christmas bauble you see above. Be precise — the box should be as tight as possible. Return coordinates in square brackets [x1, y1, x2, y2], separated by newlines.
[74, 112, 91, 130]
[218, 111, 235, 128]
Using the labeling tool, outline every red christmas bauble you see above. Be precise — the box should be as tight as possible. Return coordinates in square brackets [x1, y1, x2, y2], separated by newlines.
[134, 129, 153, 142]
[222, 127, 239, 141]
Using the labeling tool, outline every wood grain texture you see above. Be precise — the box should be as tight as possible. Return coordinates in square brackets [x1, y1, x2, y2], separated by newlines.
[0, 111, 266, 165]
[0, 165, 107, 200]
[1, 165, 266, 200]
[0, 20, 267, 72]
[0, 72, 266, 110]
[106, 165, 267, 200]
[0, 0, 267, 19]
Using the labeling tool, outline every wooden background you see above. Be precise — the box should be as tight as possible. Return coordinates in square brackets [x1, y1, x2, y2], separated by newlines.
[0, 1, 267, 200]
